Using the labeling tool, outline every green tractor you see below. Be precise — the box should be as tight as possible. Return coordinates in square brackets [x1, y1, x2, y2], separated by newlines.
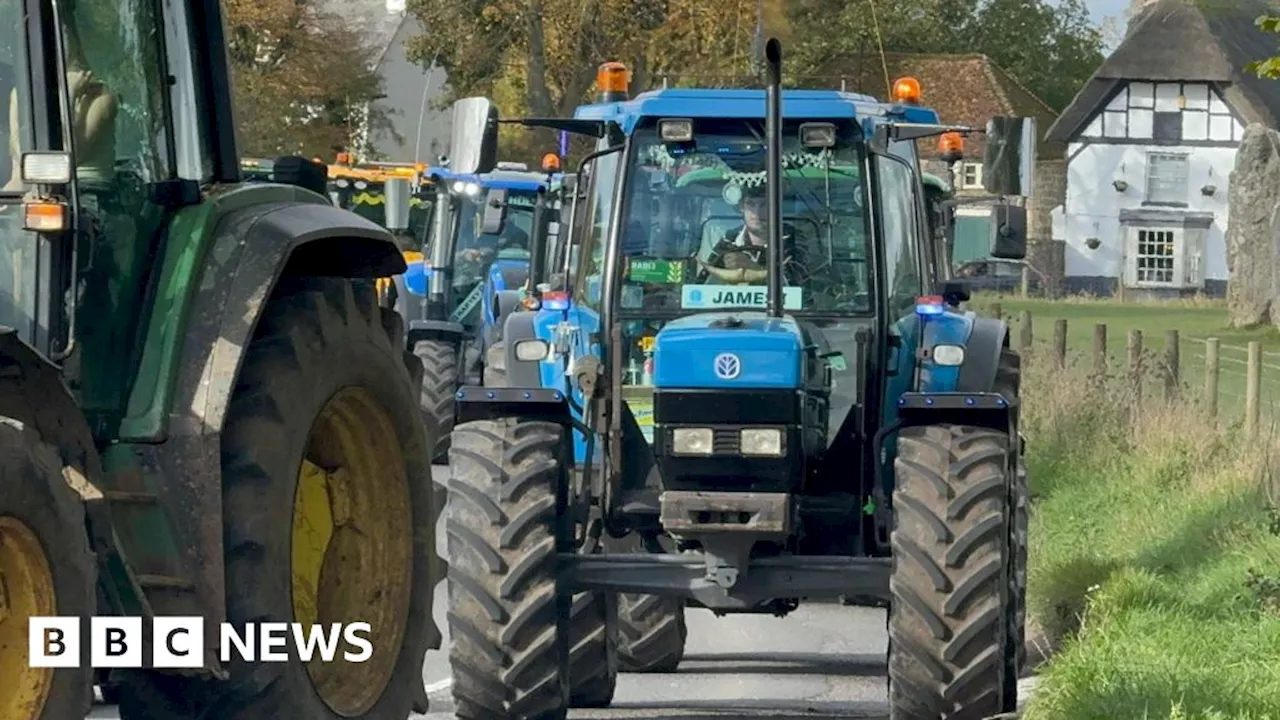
[1, 0, 441, 718]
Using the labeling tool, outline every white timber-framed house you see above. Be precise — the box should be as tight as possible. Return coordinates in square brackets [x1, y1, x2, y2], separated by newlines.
[1046, 0, 1280, 298]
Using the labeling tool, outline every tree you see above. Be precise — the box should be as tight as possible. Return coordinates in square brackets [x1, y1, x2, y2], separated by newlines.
[224, 0, 392, 158]
[967, 0, 1103, 111]
[1248, 15, 1280, 78]
[404, 0, 786, 160]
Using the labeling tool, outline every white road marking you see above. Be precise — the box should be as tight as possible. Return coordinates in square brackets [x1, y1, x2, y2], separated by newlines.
[424, 678, 453, 695]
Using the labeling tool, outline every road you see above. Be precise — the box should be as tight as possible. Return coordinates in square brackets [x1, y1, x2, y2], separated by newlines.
[90, 467, 1034, 719]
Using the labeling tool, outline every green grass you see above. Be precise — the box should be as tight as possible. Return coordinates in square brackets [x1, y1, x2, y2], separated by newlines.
[1020, 346, 1280, 720]
[967, 294, 1280, 425]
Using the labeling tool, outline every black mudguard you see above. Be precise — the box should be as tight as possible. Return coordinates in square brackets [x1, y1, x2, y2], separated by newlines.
[136, 201, 406, 632]
[956, 316, 1010, 394]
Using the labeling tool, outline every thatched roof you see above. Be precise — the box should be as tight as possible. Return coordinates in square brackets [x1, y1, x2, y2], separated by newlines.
[1047, 0, 1280, 143]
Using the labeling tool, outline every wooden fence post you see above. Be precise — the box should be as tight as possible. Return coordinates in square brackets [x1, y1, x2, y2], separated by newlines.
[1019, 310, 1033, 352]
[1053, 319, 1068, 369]
[1246, 341, 1261, 438]
[1163, 330, 1179, 401]
[1127, 330, 1143, 406]
[1092, 323, 1107, 375]
[1204, 338, 1219, 420]
[991, 302, 1002, 320]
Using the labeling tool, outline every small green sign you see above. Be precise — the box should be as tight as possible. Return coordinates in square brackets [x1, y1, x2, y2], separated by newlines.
[827, 353, 848, 372]
[628, 259, 684, 284]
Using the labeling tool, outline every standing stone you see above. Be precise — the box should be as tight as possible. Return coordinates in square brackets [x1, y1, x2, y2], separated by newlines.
[1226, 123, 1280, 328]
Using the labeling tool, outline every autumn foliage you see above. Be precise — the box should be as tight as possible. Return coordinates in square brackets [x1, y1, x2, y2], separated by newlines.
[224, 0, 389, 159]
[404, 0, 1103, 163]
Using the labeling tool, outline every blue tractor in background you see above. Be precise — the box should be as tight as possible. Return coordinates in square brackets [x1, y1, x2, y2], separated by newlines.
[440, 38, 1036, 720]
[383, 163, 570, 461]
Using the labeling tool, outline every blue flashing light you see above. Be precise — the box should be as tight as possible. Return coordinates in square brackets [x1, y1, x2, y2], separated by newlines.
[915, 294, 946, 317]
[542, 291, 570, 311]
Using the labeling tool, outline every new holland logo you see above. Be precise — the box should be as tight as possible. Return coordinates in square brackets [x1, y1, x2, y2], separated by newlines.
[713, 353, 741, 380]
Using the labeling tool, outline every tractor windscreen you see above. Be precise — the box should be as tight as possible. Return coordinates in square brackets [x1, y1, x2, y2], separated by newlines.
[447, 187, 538, 315]
[0, 3, 36, 333]
[582, 118, 871, 315]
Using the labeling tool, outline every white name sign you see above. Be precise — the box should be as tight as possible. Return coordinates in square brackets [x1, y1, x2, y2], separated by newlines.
[680, 284, 803, 311]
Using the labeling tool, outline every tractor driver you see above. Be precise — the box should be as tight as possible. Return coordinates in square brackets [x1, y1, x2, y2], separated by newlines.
[694, 181, 809, 286]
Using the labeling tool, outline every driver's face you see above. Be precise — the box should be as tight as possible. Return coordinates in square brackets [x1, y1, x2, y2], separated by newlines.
[741, 195, 767, 233]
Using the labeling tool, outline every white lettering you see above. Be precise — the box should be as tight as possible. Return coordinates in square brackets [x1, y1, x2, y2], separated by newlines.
[221, 623, 255, 662]
[259, 622, 290, 661]
[343, 622, 373, 662]
[291, 623, 343, 662]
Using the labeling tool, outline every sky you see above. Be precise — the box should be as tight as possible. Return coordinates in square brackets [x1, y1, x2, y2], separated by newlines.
[1087, 0, 1129, 20]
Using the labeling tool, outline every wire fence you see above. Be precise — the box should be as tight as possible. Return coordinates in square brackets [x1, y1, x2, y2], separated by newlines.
[995, 306, 1280, 437]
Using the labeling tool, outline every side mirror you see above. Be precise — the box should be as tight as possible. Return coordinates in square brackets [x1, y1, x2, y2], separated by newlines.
[989, 202, 1027, 260]
[482, 188, 508, 235]
[938, 280, 971, 306]
[384, 177, 412, 232]
[449, 97, 499, 175]
[983, 116, 1037, 197]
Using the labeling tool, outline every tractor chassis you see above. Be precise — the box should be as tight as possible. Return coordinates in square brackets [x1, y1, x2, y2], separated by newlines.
[456, 386, 897, 611]
[563, 550, 890, 610]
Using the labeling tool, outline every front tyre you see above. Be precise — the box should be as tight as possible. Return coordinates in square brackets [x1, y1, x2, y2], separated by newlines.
[0, 420, 95, 720]
[415, 338, 460, 464]
[615, 592, 687, 673]
[888, 424, 1013, 719]
[446, 418, 570, 720]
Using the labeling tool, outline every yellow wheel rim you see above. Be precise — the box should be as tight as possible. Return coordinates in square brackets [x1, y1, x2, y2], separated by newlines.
[0, 516, 57, 720]
[291, 386, 414, 717]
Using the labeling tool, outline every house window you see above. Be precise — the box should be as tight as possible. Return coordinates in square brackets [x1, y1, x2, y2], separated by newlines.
[1145, 153, 1189, 205]
[960, 162, 983, 190]
[1133, 229, 1176, 284]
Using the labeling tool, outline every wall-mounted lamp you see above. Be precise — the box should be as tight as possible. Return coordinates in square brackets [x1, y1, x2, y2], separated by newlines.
[1112, 179, 1129, 192]
[1085, 237, 1101, 250]
[1201, 183, 1217, 197]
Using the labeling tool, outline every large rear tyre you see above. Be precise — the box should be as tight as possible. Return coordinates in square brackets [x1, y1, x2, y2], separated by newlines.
[446, 417, 571, 720]
[120, 277, 439, 719]
[994, 347, 1028, 694]
[0, 420, 95, 720]
[888, 424, 1013, 719]
[615, 592, 687, 673]
[415, 338, 460, 464]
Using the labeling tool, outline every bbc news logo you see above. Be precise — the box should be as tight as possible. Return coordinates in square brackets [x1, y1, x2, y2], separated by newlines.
[28, 617, 373, 668]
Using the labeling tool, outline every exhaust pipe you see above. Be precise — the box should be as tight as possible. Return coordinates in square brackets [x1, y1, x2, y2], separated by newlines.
[764, 37, 784, 319]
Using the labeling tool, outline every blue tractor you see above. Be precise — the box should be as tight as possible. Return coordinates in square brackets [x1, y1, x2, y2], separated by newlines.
[384, 163, 569, 461]
[440, 38, 1034, 719]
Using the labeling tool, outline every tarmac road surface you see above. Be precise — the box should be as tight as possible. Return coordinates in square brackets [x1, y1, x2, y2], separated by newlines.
[90, 466, 1035, 719]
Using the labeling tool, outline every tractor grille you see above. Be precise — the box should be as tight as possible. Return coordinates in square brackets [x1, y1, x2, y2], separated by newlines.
[654, 389, 800, 425]
[712, 428, 740, 454]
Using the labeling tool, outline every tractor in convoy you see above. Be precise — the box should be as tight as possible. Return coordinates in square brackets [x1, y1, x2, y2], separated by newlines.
[440, 38, 1034, 720]
[386, 159, 571, 461]
[1, 0, 441, 718]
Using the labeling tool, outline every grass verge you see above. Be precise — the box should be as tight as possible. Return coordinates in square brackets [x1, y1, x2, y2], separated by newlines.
[1022, 353, 1280, 720]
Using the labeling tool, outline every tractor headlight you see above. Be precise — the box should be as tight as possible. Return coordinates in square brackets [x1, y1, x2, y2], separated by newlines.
[514, 339, 549, 362]
[740, 428, 783, 457]
[671, 428, 714, 456]
[932, 344, 965, 366]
